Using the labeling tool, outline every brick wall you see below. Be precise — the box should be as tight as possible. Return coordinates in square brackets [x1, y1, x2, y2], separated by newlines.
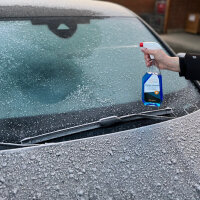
[167, 0, 200, 30]
[167, 0, 188, 30]
[103, 0, 200, 32]
[103, 0, 156, 14]
[188, 0, 200, 14]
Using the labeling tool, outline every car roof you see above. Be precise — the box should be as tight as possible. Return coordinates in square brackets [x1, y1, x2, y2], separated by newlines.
[0, 0, 137, 18]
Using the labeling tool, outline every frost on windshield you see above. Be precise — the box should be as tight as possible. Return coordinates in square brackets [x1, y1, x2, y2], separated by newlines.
[0, 18, 188, 120]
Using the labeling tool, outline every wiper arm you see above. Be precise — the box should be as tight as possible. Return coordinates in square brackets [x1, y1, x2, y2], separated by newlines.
[21, 107, 174, 144]
[0, 142, 38, 151]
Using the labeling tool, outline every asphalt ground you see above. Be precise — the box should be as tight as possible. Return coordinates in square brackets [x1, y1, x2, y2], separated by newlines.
[160, 32, 200, 54]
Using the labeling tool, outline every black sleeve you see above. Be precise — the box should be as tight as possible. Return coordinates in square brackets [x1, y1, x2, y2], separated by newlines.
[179, 53, 200, 80]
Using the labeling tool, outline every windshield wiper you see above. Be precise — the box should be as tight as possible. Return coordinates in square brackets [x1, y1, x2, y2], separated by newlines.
[0, 143, 38, 151]
[21, 107, 174, 144]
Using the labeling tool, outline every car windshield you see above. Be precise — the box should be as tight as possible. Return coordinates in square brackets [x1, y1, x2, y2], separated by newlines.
[0, 16, 199, 143]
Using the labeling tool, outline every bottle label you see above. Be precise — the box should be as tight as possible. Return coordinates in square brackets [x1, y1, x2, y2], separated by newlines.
[144, 74, 160, 93]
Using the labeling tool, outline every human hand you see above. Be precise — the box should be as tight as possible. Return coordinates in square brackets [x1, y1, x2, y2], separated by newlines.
[141, 48, 180, 72]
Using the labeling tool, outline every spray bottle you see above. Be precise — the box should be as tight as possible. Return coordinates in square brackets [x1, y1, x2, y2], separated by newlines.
[140, 42, 163, 107]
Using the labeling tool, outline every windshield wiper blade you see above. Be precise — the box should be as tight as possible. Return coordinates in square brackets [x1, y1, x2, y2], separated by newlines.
[21, 107, 174, 144]
[0, 142, 38, 151]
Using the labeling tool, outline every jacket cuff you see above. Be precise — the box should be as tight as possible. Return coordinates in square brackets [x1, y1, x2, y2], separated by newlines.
[179, 57, 186, 77]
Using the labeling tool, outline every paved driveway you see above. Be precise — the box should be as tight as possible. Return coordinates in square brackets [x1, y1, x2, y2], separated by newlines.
[160, 32, 200, 54]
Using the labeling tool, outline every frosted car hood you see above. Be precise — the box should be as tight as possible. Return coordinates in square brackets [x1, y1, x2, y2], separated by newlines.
[0, 109, 200, 199]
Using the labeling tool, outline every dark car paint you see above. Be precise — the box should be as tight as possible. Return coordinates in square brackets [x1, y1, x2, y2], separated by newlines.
[1, 106, 200, 199]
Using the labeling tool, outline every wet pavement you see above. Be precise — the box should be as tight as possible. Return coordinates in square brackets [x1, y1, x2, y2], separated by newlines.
[160, 32, 200, 54]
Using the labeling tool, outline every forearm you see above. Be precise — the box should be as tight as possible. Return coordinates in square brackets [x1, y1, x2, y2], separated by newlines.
[166, 56, 180, 72]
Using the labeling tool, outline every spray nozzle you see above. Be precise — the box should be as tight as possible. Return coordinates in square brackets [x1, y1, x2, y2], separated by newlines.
[140, 42, 162, 60]
[140, 42, 163, 74]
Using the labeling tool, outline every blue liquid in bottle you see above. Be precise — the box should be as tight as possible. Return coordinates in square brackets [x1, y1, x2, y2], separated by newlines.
[142, 66, 163, 107]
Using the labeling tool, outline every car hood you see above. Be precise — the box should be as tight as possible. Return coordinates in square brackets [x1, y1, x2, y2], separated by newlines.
[0, 109, 200, 199]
